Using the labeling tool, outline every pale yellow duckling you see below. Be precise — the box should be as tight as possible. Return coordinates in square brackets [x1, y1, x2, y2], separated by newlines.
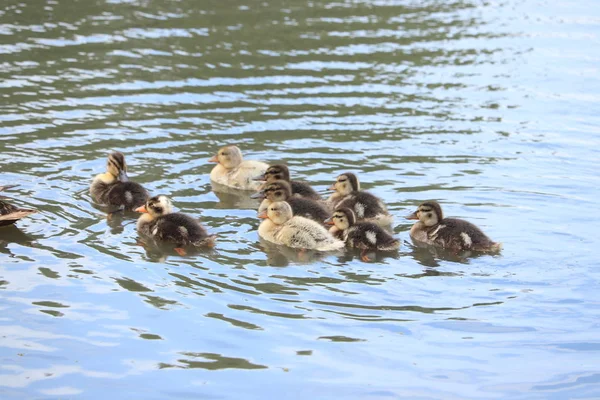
[406, 201, 502, 253]
[258, 201, 344, 251]
[327, 172, 393, 226]
[208, 145, 268, 191]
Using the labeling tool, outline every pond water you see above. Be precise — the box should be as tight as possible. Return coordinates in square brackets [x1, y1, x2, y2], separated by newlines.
[1, 0, 599, 398]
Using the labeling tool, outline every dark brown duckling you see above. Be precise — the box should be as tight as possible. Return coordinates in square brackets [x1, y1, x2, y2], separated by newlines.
[135, 195, 216, 255]
[327, 172, 392, 226]
[325, 207, 400, 261]
[251, 180, 330, 223]
[254, 164, 321, 200]
[0, 185, 36, 227]
[406, 200, 502, 253]
[90, 151, 149, 211]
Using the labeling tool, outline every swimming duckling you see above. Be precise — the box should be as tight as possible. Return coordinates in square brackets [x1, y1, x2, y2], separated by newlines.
[209, 145, 268, 191]
[135, 195, 216, 255]
[90, 151, 149, 211]
[254, 164, 321, 200]
[325, 207, 400, 261]
[0, 186, 36, 227]
[257, 201, 344, 252]
[327, 172, 392, 226]
[251, 180, 330, 223]
[406, 201, 502, 253]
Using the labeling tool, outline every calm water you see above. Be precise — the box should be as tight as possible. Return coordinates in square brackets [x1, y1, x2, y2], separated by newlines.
[1, 0, 600, 398]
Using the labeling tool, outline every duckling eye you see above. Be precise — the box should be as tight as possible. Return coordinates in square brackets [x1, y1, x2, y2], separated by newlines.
[222, 152, 229, 156]
[154, 206, 163, 213]
[427, 213, 432, 218]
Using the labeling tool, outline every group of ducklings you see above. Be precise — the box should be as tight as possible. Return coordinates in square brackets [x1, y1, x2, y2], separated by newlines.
[2, 144, 501, 260]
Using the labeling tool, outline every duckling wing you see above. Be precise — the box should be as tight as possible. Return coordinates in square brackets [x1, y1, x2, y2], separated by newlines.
[278, 217, 343, 251]
[154, 213, 208, 245]
[337, 191, 388, 220]
[433, 218, 495, 251]
[229, 161, 269, 190]
[0, 200, 36, 226]
[348, 223, 400, 251]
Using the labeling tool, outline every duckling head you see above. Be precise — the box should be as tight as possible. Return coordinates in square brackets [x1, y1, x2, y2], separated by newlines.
[208, 145, 243, 170]
[325, 207, 356, 230]
[406, 201, 443, 227]
[135, 195, 173, 218]
[251, 180, 292, 200]
[329, 172, 360, 195]
[258, 201, 293, 225]
[262, 164, 291, 182]
[106, 151, 129, 182]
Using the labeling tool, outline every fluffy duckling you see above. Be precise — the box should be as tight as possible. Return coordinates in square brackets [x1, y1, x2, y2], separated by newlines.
[209, 145, 268, 191]
[325, 207, 400, 261]
[406, 201, 502, 253]
[135, 195, 216, 255]
[254, 164, 321, 200]
[251, 180, 330, 223]
[327, 172, 392, 226]
[258, 201, 344, 252]
[90, 151, 149, 211]
[0, 185, 36, 227]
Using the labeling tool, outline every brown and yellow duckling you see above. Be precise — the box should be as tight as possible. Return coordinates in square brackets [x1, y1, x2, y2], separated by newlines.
[327, 172, 392, 226]
[135, 195, 216, 255]
[0, 185, 36, 227]
[209, 145, 268, 191]
[325, 207, 400, 261]
[258, 201, 344, 252]
[90, 151, 149, 211]
[254, 164, 321, 200]
[252, 180, 330, 223]
[406, 201, 502, 253]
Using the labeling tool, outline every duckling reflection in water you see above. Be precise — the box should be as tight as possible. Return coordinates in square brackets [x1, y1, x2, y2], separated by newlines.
[406, 200, 502, 253]
[253, 164, 321, 200]
[90, 151, 149, 212]
[327, 172, 392, 226]
[257, 201, 344, 252]
[325, 207, 400, 262]
[208, 145, 268, 191]
[0, 185, 36, 227]
[135, 195, 216, 256]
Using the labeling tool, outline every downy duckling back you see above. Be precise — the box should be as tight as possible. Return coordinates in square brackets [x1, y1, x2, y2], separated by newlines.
[90, 151, 149, 211]
[257, 201, 343, 251]
[136, 195, 216, 252]
[406, 201, 502, 253]
[209, 145, 268, 191]
[255, 164, 321, 200]
[252, 180, 330, 222]
[327, 172, 392, 226]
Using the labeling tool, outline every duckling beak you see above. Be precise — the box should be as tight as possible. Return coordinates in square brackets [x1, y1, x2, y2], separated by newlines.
[252, 173, 266, 181]
[327, 184, 336, 191]
[135, 205, 148, 213]
[405, 211, 419, 220]
[257, 210, 268, 219]
[208, 154, 218, 163]
[250, 190, 265, 199]
[324, 217, 334, 225]
[118, 170, 129, 182]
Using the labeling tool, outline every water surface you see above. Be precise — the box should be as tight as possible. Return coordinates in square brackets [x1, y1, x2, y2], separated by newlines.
[1, 0, 600, 398]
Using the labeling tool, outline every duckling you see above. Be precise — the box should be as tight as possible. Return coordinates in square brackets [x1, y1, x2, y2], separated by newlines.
[325, 207, 400, 261]
[90, 151, 149, 211]
[254, 164, 321, 200]
[0, 185, 36, 227]
[209, 145, 268, 191]
[251, 180, 330, 223]
[258, 201, 344, 252]
[406, 201, 502, 253]
[327, 172, 392, 226]
[135, 195, 216, 255]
